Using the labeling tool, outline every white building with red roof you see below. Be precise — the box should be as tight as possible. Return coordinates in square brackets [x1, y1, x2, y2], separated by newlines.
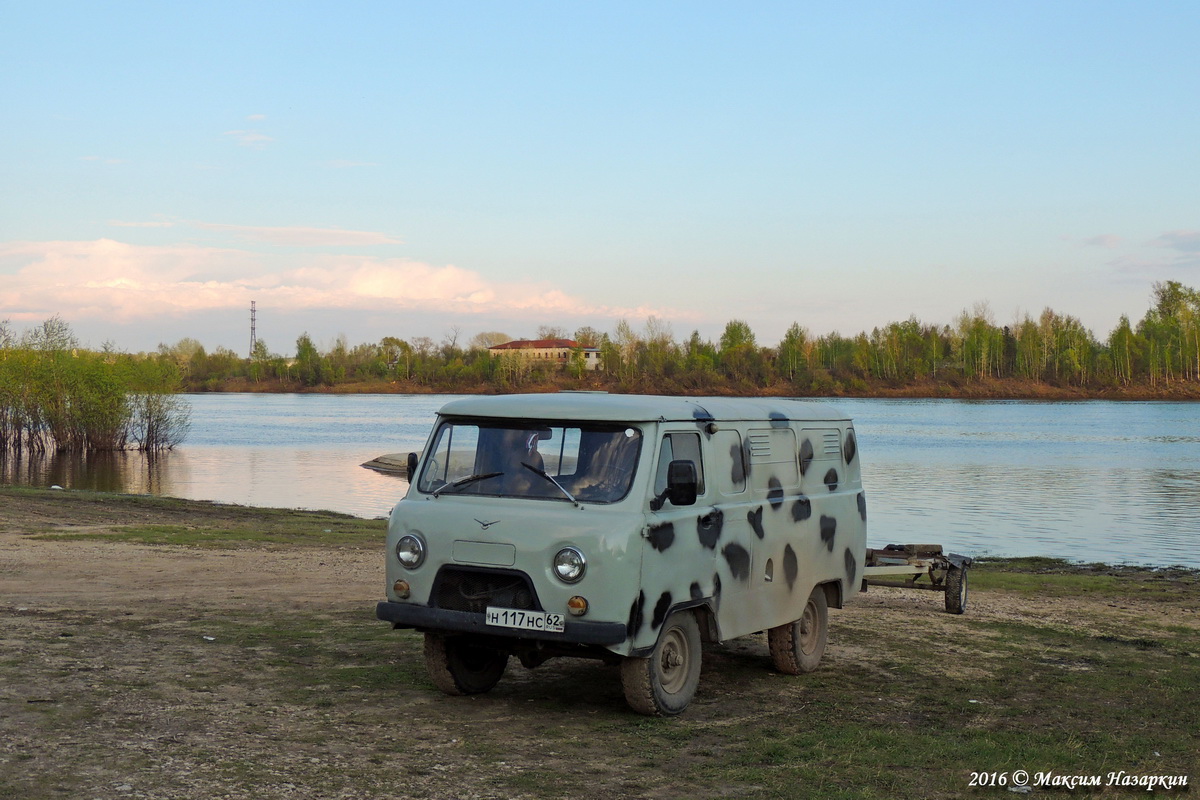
[487, 338, 602, 370]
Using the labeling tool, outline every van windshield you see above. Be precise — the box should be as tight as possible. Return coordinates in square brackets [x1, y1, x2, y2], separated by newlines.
[416, 420, 643, 504]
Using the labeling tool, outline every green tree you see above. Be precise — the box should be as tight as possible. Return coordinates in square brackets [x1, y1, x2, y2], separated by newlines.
[776, 323, 810, 383]
[295, 333, 323, 386]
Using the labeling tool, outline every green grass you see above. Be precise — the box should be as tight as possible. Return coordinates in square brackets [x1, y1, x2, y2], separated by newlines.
[970, 556, 1198, 599]
[29, 522, 384, 548]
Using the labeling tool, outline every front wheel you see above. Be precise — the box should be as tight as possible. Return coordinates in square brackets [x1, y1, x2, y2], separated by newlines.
[424, 634, 509, 695]
[768, 586, 829, 674]
[621, 610, 702, 716]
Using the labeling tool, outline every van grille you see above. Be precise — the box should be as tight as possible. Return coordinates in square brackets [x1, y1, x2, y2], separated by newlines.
[431, 567, 541, 613]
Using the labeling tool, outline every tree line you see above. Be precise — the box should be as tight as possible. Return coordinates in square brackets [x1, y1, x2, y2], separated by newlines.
[154, 280, 1200, 397]
[1, 318, 191, 454]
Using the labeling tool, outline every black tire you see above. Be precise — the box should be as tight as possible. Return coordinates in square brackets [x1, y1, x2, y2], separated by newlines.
[620, 610, 702, 716]
[945, 566, 968, 614]
[768, 586, 829, 675]
[423, 634, 509, 695]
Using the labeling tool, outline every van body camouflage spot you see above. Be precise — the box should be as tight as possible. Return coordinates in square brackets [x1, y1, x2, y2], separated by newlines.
[799, 439, 814, 475]
[768, 476, 785, 510]
[690, 581, 703, 600]
[747, 506, 765, 539]
[723, 543, 751, 581]
[627, 591, 645, 637]
[844, 430, 857, 464]
[651, 591, 673, 629]
[697, 509, 724, 549]
[769, 412, 789, 428]
[791, 496, 812, 522]
[730, 442, 746, 486]
[824, 468, 839, 491]
[647, 521, 675, 552]
[783, 544, 799, 591]
[820, 515, 837, 551]
[844, 547, 858, 589]
[857, 491, 867, 521]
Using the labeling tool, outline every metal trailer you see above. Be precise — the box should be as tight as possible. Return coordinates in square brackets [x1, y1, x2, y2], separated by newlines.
[862, 544, 973, 614]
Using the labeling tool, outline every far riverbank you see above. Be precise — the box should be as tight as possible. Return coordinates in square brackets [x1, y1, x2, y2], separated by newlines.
[188, 374, 1200, 401]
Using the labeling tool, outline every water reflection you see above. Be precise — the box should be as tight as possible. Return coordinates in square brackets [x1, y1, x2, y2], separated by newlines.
[1, 450, 177, 495]
[1, 394, 1197, 567]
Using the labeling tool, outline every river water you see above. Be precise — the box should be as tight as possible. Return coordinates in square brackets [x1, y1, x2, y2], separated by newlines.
[2, 394, 1197, 567]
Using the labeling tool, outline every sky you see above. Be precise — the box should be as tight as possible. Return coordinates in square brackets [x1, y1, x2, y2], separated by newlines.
[3, 1, 1199, 356]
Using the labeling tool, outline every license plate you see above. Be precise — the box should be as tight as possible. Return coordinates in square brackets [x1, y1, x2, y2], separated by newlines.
[485, 607, 565, 633]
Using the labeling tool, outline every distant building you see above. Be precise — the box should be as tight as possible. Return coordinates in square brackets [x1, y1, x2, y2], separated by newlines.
[487, 338, 602, 371]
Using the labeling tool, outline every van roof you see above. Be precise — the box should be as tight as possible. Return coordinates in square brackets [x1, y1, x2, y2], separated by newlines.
[437, 393, 852, 424]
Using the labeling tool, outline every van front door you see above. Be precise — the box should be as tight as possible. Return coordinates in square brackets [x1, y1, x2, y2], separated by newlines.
[636, 431, 723, 645]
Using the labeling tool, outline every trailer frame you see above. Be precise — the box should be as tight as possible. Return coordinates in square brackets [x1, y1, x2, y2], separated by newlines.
[861, 543, 973, 614]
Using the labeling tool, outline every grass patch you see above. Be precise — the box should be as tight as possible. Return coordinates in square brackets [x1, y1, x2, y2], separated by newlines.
[971, 556, 1199, 600]
[4, 486, 386, 547]
[29, 522, 384, 548]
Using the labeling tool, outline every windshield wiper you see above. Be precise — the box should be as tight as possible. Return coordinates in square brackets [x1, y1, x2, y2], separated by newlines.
[432, 471, 504, 497]
[521, 462, 581, 507]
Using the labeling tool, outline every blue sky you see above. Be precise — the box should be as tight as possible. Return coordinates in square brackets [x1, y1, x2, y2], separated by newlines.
[3, 1, 1198, 354]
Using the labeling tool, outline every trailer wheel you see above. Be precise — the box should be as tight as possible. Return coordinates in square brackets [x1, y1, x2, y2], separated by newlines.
[424, 633, 508, 695]
[768, 586, 829, 675]
[945, 566, 968, 614]
[621, 610, 702, 716]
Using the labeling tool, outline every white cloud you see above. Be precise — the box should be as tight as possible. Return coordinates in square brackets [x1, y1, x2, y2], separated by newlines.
[1149, 230, 1200, 253]
[222, 129, 274, 148]
[1084, 234, 1122, 249]
[0, 239, 673, 326]
[246, 113, 267, 121]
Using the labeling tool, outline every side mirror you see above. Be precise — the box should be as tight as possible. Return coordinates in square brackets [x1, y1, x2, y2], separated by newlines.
[666, 460, 698, 506]
[406, 452, 419, 481]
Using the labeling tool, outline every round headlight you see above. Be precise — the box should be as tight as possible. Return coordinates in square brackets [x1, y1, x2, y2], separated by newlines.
[553, 547, 586, 583]
[395, 534, 426, 569]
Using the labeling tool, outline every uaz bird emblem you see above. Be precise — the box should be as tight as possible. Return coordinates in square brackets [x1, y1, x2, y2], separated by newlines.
[475, 519, 500, 530]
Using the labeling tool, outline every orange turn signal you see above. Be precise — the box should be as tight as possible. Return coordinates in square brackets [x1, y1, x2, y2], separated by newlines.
[567, 596, 589, 616]
[392, 580, 411, 599]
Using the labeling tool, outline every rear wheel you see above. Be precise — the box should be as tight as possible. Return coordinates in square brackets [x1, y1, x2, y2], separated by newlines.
[945, 566, 968, 614]
[424, 634, 509, 695]
[768, 586, 829, 674]
[621, 610, 702, 716]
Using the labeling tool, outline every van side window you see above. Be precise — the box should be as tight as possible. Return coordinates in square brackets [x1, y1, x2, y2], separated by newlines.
[654, 432, 705, 499]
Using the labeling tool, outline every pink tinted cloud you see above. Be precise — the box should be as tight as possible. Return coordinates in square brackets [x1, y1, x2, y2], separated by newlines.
[0, 239, 670, 324]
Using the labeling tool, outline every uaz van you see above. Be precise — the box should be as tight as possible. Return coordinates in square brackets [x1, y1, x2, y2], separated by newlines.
[376, 393, 866, 715]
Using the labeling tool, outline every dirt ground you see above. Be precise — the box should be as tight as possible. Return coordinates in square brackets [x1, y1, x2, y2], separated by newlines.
[2, 491, 1197, 799]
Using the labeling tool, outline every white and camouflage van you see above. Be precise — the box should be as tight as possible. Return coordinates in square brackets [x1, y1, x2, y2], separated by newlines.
[376, 393, 867, 715]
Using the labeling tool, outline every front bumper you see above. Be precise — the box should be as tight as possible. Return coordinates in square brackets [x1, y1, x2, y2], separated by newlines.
[376, 601, 627, 646]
